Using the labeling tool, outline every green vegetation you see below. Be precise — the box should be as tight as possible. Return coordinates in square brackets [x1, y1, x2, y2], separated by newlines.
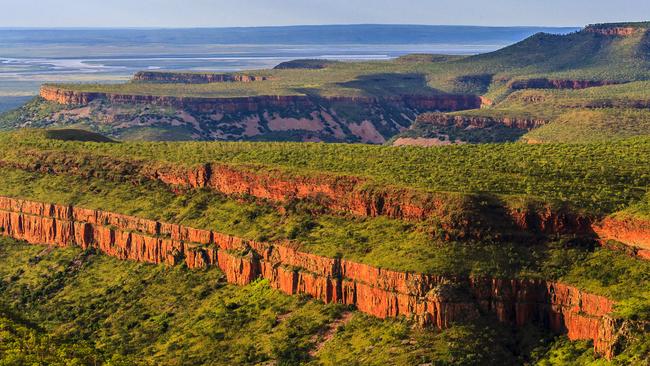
[0, 97, 66, 130]
[315, 317, 649, 366]
[390, 117, 529, 144]
[523, 109, 650, 143]
[273, 59, 342, 70]
[612, 193, 650, 221]
[0, 237, 344, 365]
[2, 22, 650, 365]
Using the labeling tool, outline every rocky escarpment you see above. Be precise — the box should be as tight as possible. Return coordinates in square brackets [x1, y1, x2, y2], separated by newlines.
[0, 196, 623, 358]
[133, 71, 271, 84]
[415, 112, 548, 130]
[39, 85, 483, 114]
[593, 216, 650, 260]
[510, 78, 622, 90]
[584, 24, 648, 37]
[3, 152, 593, 240]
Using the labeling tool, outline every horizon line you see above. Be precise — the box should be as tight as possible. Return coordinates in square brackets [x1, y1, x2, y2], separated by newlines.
[0, 23, 585, 31]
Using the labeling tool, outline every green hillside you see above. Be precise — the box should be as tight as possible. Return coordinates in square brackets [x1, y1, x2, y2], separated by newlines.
[392, 79, 650, 145]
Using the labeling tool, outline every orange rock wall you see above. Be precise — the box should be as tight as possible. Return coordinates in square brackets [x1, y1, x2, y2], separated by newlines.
[415, 112, 548, 130]
[0, 152, 593, 239]
[0, 195, 618, 357]
[149, 163, 592, 237]
[594, 216, 650, 260]
[39, 85, 482, 113]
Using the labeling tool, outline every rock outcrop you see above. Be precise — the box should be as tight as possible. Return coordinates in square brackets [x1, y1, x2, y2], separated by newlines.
[509, 78, 622, 90]
[0, 195, 620, 358]
[593, 216, 650, 260]
[414, 112, 548, 131]
[39, 85, 483, 114]
[584, 25, 647, 37]
[133, 71, 271, 84]
[1, 151, 592, 240]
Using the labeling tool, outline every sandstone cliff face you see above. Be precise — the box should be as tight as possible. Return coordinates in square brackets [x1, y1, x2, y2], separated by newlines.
[509, 78, 622, 90]
[593, 216, 650, 260]
[151, 163, 595, 238]
[415, 112, 548, 130]
[133, 71, 270, 84]
[0, 195, 621, 357]
[39, 86, 482, 114]
[1, 152, 593, 240]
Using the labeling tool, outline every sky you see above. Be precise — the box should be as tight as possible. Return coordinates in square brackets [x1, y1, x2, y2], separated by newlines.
[1, 0, 649, 28]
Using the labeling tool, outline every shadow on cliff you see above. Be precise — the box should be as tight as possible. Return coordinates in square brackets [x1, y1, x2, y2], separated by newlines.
[425, 193, 598, 244]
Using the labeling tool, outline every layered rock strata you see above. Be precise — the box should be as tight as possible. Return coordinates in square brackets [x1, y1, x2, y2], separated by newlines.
[39, 85, 482, 113]
[415, 112, 548, 130]
[0, 196, 620, 357]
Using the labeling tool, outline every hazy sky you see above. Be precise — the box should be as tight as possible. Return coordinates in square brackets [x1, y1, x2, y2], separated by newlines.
[2, 0, 649, 28]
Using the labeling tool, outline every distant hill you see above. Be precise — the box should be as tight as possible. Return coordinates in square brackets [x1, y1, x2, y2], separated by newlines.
[390, 22, 650, 145]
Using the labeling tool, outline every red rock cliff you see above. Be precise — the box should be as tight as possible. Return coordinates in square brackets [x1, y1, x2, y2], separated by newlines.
[593, 216, 650, 260]
[2, 151, 593, 240]
[39, 85, 482, 113]
[415, 112, 548, 130]
[0, 195, 622, 358]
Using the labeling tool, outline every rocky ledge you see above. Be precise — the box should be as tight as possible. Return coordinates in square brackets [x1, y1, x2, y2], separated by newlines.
[415, 112, 548, 131]
[0, 195, 626, 358]
[509, 78, 622, 90]
[4, 151, 592, 241]
[584, 24, 648, 36]
[594, 216, 650, 260]
[39, 85, 483, 113]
